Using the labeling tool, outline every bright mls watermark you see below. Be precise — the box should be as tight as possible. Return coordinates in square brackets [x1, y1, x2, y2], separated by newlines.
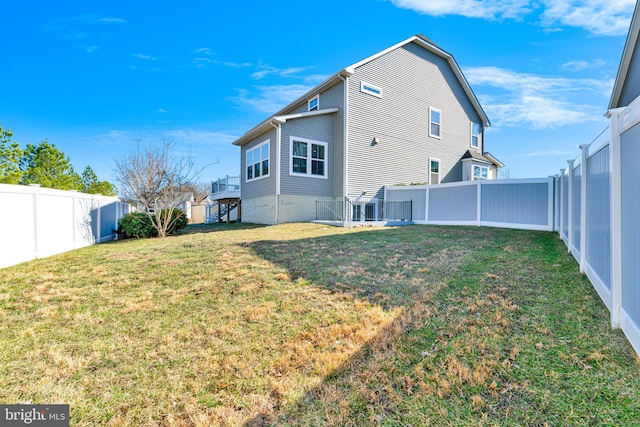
[0, 405, 69, 426]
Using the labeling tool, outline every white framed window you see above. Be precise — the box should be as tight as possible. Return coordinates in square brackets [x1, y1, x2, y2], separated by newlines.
[471, 122, 481, 149]
[360, 81, 382, 98]
[473, 164, 489, 180]
[308, 95, 319, 111]
[429, 157, 440, 185]
[246, 139, 270, 182]
[290, 136, 328, 179]
[429, 107, 441, 139]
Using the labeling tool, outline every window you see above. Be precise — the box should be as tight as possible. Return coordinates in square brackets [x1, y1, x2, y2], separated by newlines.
[290, 137, 327, 178]
[308, 95, 319, 111]
[429, 158, 440, 184]
[471, 123, 480, 149]
[246, 140, 269, 182]
[429, 107, 441, 139]
[473, 165, 489, 180]
[360, 81, 382, 98]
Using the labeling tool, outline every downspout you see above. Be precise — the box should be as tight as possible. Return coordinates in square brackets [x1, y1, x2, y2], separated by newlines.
[338, 70, 352, 219]
[269, 120, 282, 223]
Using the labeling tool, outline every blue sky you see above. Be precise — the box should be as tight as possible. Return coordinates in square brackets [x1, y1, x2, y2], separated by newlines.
[2, 0, 636, 186]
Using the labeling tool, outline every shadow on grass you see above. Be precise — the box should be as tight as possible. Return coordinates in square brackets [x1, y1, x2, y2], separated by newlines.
[179, 222, 267, 236]
[238, 225, 639, 426]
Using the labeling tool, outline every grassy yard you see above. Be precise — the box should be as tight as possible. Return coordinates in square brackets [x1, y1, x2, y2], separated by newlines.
[0, 223, 638, 426]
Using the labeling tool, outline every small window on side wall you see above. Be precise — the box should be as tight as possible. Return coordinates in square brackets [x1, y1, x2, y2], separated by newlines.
[308, 95, 319, 111]
[471, 123, 480, 149]
[429, 158, 440, 184]
[429, 107, 441, 139]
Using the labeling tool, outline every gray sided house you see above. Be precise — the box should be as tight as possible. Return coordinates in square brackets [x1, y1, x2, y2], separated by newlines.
[232, 35, 502, 224]
[610, 0, 640, 109]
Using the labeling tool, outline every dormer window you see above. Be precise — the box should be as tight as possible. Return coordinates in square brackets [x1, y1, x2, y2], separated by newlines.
[308, 95, 319, 111]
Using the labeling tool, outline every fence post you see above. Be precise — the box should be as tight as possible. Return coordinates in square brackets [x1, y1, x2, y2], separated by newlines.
[559, 170, 565, 238]
[96, 197, 102, 244]
[476, 179, 482, 227]
[32, 186, 40, 259]
[425, 185, 430, 224]
[610, 111, 623, 328]
[567, 160, 575, 253]
[547, 176, 555, 232]
[579, 144, 589, 273]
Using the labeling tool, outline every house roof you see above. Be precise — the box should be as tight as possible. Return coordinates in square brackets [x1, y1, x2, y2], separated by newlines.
[461, 150, 504, 168]
[232, 35, 490, 146]
[609, 1, 640, 109]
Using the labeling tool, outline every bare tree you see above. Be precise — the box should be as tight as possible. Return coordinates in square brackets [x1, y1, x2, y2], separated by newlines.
[115, 138, 200, 237]
[182, 181, 212, 204]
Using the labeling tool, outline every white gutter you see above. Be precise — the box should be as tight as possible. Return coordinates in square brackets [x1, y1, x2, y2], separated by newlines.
[269, 120, 282, 224]
[338, 70, 352, 215]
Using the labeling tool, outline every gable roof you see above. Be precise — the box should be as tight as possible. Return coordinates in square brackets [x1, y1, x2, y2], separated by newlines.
[233, 35, 490, 146]
[461, 150, 504, 168]
[609, 1, 640, 109]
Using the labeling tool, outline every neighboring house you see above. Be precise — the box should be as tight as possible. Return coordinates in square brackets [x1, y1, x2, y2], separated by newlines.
[232, 35, 502, 224]
[609, 0, 640, 110]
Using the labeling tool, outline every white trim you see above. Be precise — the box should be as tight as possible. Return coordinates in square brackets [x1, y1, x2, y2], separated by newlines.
[470, 122, 481, 149]
[579, 145, 588, 273]
[429, 107, 442, 139]
[584, 262, 612, 311]
[429, 157, 441, 184]
[289, 136, 329, 179]
[610, 110, 623, 328]
[479, 221, 550, 231]
[308, 94, 319, 111]
[476, 180, 482, 226]
[547, 176, 555, 232]
[274, 107, 339, 123]
[360, 81, 382, 98]
[245, 139, 271, 183]
[620, 307, 640, 356]
[619, 96, 640, 134]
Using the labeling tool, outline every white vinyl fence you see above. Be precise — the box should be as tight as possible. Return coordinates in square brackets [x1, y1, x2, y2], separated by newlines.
[0, 184, 130, 269]
[385, 178, 554, 231]
[386, 97, 640, 356]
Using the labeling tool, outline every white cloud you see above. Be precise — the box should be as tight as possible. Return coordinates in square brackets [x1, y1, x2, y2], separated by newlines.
[561, 59, 606, 72]
[133, 53, 155, 60]
[519, 148, 575, 157]
[465, 66, 611, 128]
[387, 0, 635, 35]
[157, 109, 167, 113]
[540, 0, 635, 36]
[85, 45, 99, 53]
[194, 47, 213, 55]
[213, 60, 253, 68]
[98, 17, 127, 24]
[251, 63, 311, 80]
[231, 84, 313, 113]
[388, 0, 532, 19]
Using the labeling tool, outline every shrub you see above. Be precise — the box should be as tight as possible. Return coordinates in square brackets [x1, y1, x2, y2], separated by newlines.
[118, 208, 188, 239]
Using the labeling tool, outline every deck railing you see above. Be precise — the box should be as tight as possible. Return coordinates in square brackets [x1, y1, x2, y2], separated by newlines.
[315, 198, 412, 222]
[211, 176, 240, 200]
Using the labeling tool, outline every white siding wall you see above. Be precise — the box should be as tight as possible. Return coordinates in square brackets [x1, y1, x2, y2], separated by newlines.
[347, 42, 483, 198]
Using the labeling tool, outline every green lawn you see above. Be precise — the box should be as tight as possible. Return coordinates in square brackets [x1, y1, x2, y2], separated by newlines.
[0, 223, 638, 426]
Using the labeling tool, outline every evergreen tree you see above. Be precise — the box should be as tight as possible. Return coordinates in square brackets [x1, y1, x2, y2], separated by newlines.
[0, 123, 23, 184]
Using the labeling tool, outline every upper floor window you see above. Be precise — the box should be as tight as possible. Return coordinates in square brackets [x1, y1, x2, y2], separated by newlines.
[471, 123, 481, 149]
[308, 95, 319, 111]
[429, 107, 441, 139]
[290, 136, 327, 179]
[246, 140, 269, 182]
